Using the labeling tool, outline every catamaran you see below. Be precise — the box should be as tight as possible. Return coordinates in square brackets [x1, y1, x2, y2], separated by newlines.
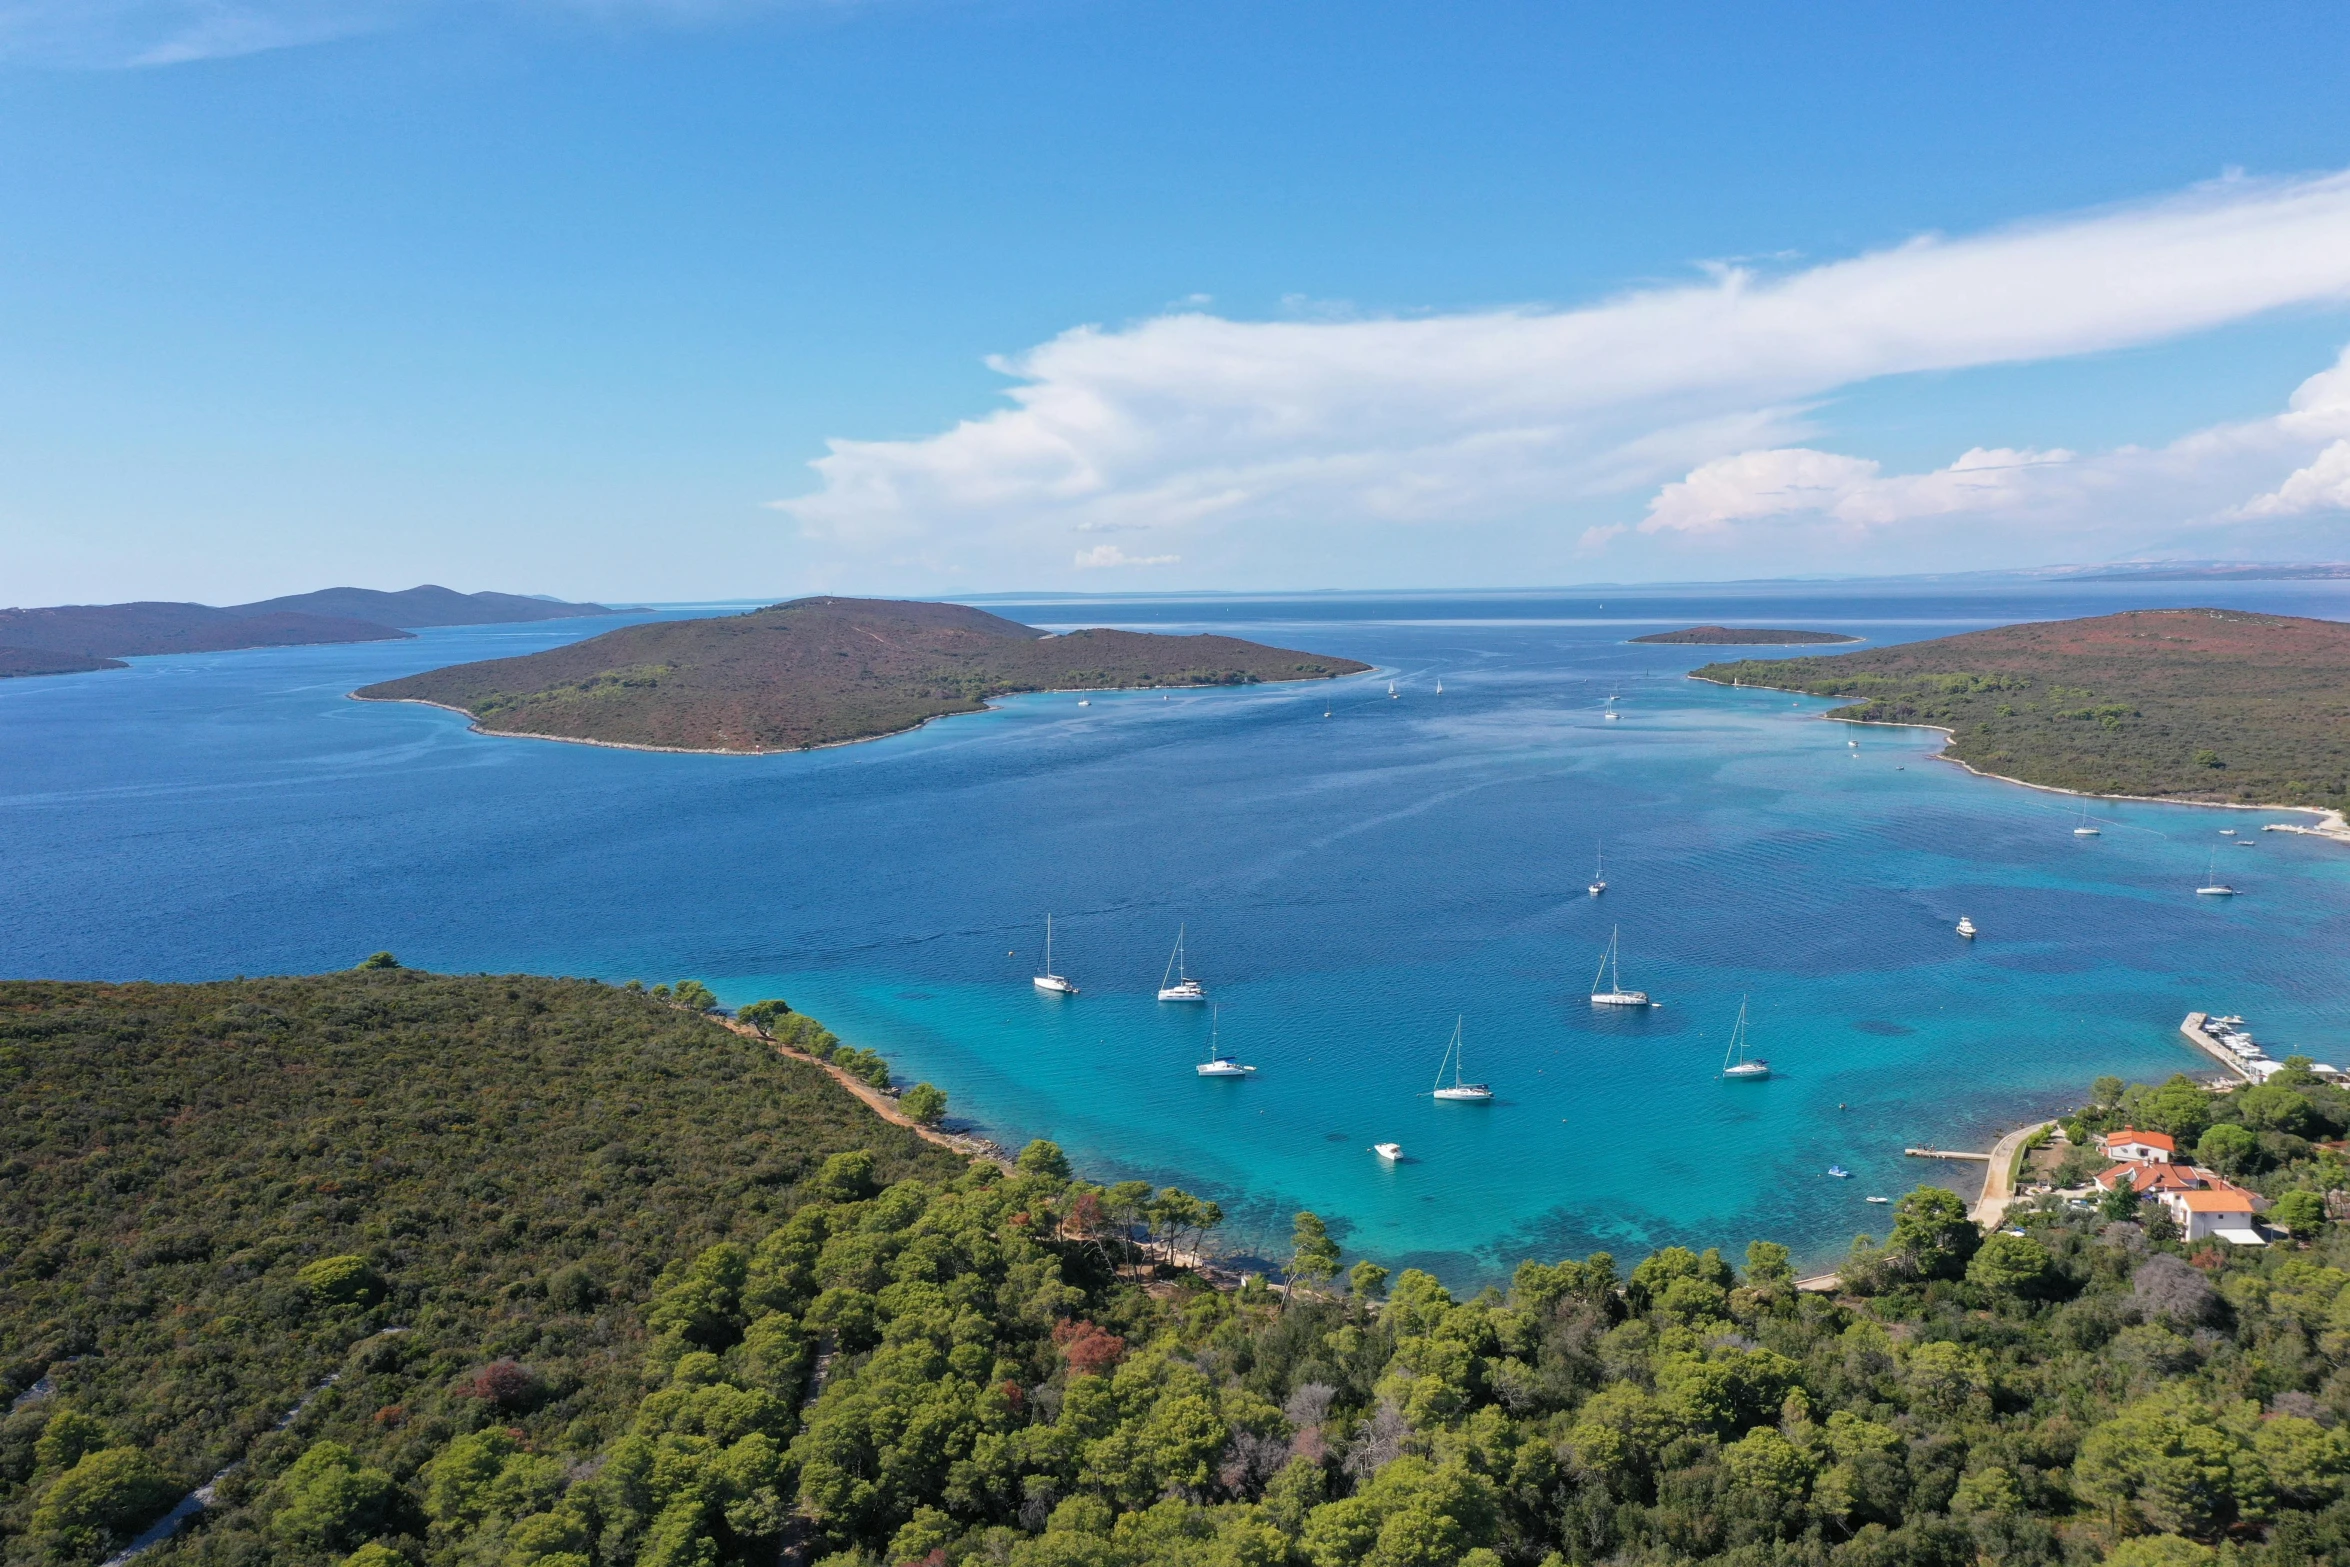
[1431, 1017, 1494, 1102]
[1157, 925, 1206, 1002]
[1720, 997, 1769, 1079]
[1195, 1004, 1254, 1077]
[1590, 927, 1653, 1007]
[1587, 843, 1607, 898]
[1032, 914, 1078, 995]
[2196, 851, 2236, 897]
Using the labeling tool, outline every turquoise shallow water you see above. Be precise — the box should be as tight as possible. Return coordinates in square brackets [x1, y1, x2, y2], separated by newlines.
[5, 582, 2349, 1281]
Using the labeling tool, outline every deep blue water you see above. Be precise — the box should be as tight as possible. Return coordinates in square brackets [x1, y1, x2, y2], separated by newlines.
[7, 580, 2350, 1282]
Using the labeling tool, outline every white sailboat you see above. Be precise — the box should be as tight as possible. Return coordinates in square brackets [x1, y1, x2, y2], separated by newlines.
[1435, 678, 1444, 695]
[2073, 801, 2101, 836]
[1157, 925, 1206, 1002]
[2196, 850, 2236, 897]
[1195, 1004, 1254, 1076]
[1720, 997, 1769, 1079]
[1388, 681, 1399, 700]
[1032, 914, 1078, 994]
[1589, 927, 1653, 1007]
[1431, 1017, 1494, 1102]
[1587, 843, 1607, 897]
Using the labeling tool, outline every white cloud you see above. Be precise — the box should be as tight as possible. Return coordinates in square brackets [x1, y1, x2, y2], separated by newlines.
[2235, 440, 2350, 517]
[1073, 544, 1179, 569]
[775, 169, 2350, 575]
[1642, 446, 2079, 535]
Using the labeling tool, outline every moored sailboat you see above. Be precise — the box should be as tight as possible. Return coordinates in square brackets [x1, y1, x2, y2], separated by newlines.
[1032, 914, 1078, 995]
[1588, 842, 1607, 897]
[1720, 997, 1769, 1079]
[1590, 927, 1653, 1007]
[1157, 925, 1206, 1002]
[1431, 1017, 1494, 1102]
[1195, 1004, 1255, 1077]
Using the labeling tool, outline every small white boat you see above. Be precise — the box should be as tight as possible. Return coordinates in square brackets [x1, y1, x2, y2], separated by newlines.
[1431, 1017, 1494, 1102]
[1720, 997, 1769, 1080]
[1032, 914, 1078, 995]
[1588, 842, 1607, 897]
[2196, 850, 2236, 897]
[1435, 679, 1444, 695]
[1077, 699, 1090, 707]
[1956, 916, 1977, 939]
[1388, 681, 1399, 700]
[1590, 927, 1653, 1007]
[2220, 828, 2236, 835]
[1195, 1005, 1255, 1077]
[2073, 801, 2100, 836]
[1157, 925, 1206, 1002]
[1372, 1142, 1404, 1162]
[1604, 710, 1619, 721]
[1827, 1165, 1851, 1179]
[1865, 1195, 1890, 1204]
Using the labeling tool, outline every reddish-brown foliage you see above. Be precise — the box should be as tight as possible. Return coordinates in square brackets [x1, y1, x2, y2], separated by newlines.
[1051, 1319, 1126, 1377]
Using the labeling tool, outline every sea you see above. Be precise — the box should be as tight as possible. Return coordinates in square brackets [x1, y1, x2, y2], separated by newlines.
[7, 578, 2350, 1283]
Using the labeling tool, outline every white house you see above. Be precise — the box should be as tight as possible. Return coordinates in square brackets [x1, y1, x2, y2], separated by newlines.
[2160, 1187, 2265, 1245]
[2099, 1128, 2175, 1163]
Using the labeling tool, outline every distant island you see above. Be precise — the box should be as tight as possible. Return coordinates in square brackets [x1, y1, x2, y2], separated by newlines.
[1693, 607, 2350, 811]
[354, 595, 1372, 751]
[0, 585, 625, 680]
[1630, 625, 1861, 645]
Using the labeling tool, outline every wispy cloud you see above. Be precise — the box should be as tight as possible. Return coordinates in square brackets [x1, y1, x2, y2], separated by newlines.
[0, 0, 851, 67]
[777, 169, 2350, 576]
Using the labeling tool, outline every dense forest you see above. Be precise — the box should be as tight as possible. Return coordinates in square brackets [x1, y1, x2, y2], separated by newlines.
[8, 971, 2350, 1567]
[1690, 608, 2350, 809]
[354, 597, 1370, 752]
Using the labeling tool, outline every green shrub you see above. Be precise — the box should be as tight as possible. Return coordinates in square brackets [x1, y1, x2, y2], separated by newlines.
[297, 1254, 383, 1307]
[898, 1083, 947, 1125]
[32, 1447, 179, 1561]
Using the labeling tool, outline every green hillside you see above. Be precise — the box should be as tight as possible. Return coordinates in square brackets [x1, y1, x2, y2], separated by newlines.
[354, 597, 1370, 752]
[1692, 608, 2350, 808]
[8, 972, 2350, 1567]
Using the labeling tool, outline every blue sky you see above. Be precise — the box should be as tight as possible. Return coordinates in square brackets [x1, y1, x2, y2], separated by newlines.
[5, 2, 2350, 603]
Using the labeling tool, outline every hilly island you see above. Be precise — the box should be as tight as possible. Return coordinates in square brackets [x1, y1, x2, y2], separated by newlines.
[354, 597, 1371, 752]
[1693, 608, 2350, 812]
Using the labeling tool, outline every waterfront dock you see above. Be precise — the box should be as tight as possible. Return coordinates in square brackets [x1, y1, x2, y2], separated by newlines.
[1904, 1146, 1991, 1161]
[2179, 1012, 2254, 1081]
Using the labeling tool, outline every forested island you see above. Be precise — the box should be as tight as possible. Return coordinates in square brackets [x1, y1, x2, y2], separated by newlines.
[1692, 608, 2350, 810]
[0, 588, 621, 680]
[1630, 628, 1860, 646]
[7, 966, 2350, 1567]
[354, 597, 1371, 752]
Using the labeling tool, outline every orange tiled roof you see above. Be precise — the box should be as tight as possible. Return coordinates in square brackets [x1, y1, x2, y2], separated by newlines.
[2102, 1128, 2176, 1152]
[2178, 1189, 2257, 1212]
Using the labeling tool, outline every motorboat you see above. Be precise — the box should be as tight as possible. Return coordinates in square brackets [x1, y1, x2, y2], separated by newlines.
[1827, 1165, 1851, 1179]
[1157, 925, 1206, 1002]
[1956, 916, 1977, 939]
[1720, 998, 1769, 1080]
[1195, 1005, 1255, 1077]
[1372, 1142, 1404, 1162]
[1431, 1018, 1494, 1102]
[1590, 928, 1653, 1006]
[1865, 1195, 1890, 1204]
[1032, 914, 1078, 995]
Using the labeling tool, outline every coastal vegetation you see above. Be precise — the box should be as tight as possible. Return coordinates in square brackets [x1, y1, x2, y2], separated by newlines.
[9, 971, 2350, 1567]
[1629, 628, 1860, 646]
[352, 597, 1372, 752]
[1691, 609, 2350, 809]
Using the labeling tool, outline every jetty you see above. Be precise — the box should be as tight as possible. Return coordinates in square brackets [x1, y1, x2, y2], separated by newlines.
[2179, 1012, 2254, 1081]
[1970, 1120, 2058, 1228]
[1904, 1146, 1991, 1161]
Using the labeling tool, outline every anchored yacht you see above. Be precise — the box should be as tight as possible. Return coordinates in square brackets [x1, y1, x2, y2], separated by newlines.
[1589, 927, 1653, 1007]
[1431, 1018, 1494, 1102]
[1720, 997, 1769, 1080]
[1157, 925, 1206, 1002]
[1032, 914, 1078, 995]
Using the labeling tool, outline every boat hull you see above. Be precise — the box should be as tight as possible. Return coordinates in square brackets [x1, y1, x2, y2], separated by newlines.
[1433, 1086, 1493, 1102]
[1591, 991, 1651, 1007]
[1722, 1063, 1770, 1079]
[1034, 975, 1078, 995]
[1196, 1062, 1253, 1076]
[1158, 983, 1206, 1002]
